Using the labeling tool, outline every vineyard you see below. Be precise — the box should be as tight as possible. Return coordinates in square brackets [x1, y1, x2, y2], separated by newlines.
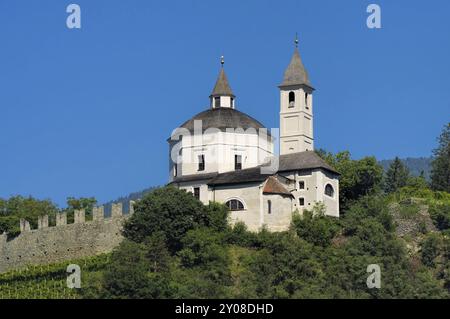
[0, 254, 110, 299]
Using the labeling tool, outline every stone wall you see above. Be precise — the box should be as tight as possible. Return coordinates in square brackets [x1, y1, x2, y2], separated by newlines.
[0, 201, 135, 274]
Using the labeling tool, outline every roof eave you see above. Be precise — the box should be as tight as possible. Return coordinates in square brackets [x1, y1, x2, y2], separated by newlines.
[278, 83, 315, 91]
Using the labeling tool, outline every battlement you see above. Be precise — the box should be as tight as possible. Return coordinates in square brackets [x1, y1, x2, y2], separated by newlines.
[17, 201, 135, 233]
[0, 201, 136, 274]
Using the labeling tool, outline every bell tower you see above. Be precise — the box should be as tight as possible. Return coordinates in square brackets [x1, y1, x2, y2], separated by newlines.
[279, 35, 315, 155]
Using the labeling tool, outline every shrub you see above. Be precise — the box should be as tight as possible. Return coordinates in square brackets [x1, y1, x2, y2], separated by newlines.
[123, 186, 211, 252]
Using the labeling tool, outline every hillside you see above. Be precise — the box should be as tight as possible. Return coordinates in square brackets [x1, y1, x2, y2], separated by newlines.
[1, 186, 449, 299]
[379, 157, 432, 180]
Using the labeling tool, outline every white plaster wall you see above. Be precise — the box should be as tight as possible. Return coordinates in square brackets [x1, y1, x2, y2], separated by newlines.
[262, 194, 293, 232]
[279, 86, 314, 155]
[316, 170, 339, 217]
[279, 169, 339, 217]
[170, 130, 273, 178]
[177, 182, 210, 204]
[211, 183, 263, 232]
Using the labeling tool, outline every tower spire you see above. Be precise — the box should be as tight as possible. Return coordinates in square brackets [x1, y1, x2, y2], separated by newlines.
[210, 56, 235, 108]
[279, 35, 312, 88]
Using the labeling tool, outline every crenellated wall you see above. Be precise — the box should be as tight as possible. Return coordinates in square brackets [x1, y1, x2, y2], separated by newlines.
[0, 201, 135, 274]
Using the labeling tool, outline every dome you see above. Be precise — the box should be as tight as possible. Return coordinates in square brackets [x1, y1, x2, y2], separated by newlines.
[178, 107, 269, 135]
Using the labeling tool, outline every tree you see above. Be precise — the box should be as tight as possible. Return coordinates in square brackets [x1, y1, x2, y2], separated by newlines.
[102, 239, 172, 298]
[64, 197, 97, 222]
[66, 197, 97, 212]
[123, 186, 213, 252]
[0, 196, 58, 237]
[316, 150, 384, 209]
[384, 157, 410, 193]
[429, 204, 450, 231]
[431, 123, 450, 192]
[421, 233, 442, 267]
[291, 203, 340, 247]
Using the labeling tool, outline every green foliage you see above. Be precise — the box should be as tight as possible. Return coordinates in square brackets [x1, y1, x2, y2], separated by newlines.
[174, 228, 232, 298]
[178, 228, 227, 268]
[102, 239, 173, 299]
[431, 123, 450, 192]
[429, 204, 450, 231]
[421, 233, 442, 267]
[406, 174, 429, 189]
[291, 203, 340, 247]
[379, 157, 432, 181]
[316, 150, 384, 209]
[0, 254, 109, 299]
[205, 201, 230, 232]
[384, 157, 410, 193]
[398, 203, 420, 219]
[64, 197, 97, 222]
[389, 184, 450, 206]
[3, 145, 450, 299]
[225, 222, 259, 247]
[123, 186, 213, 251]
[343, 195, 394, 235]
[0, 196, 58, 238]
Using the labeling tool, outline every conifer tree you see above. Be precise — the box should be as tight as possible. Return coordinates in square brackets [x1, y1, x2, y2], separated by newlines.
[384, 157, 410, 193]
[430, 123, 450, 192]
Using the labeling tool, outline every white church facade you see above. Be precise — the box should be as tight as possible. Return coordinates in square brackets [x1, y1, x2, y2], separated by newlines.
[168, 41, 339, 231]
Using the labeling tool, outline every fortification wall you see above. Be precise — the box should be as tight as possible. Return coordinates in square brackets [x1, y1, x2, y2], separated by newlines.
[0, 201, 134, 274]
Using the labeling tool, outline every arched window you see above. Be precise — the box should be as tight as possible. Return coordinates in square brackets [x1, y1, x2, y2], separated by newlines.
[325, 184, 334, 198]
[288, 91, 295, 107]
[267, 200, 272, 214]
[225, 199, 245, 211]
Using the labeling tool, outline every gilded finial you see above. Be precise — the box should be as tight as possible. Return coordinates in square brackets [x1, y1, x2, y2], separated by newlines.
[295, 33, 299, 48]
[220, 55, 224, 67]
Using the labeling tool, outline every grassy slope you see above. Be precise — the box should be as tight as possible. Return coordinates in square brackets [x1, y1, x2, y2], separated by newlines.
[0, 254, 109, 299]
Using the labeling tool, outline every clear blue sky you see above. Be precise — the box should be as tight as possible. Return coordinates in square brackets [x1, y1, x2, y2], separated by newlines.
[0, 0, 449, 207]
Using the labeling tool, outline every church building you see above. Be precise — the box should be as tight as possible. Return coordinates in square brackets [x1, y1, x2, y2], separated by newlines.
[168, 40, 339, 231]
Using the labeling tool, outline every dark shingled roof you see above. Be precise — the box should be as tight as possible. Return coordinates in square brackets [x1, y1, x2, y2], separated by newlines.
[208, 166, 270, 186]
[280, 48, 312, 88]
[178, 107, 269, 134]
[170, 172, 218, 184]
[169, 152, 338, 187]
[278, 151, 338, 174]
[211, 68, 234, 97]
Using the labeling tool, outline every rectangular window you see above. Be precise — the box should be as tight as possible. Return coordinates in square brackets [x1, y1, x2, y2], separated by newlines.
[299, 181, 305, 190]
[214, 97, 220, 107]
[268, 200, 272, 214]
[299, 198, 305, 206]
[235, 155, 242, 170]
[193, 187, 200, 200]
[198, 155, 205, 171]
[173, 163, 178, 177]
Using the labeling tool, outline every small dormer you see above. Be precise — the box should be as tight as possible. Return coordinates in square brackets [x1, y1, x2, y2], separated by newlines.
[210, 57, 235, 109]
